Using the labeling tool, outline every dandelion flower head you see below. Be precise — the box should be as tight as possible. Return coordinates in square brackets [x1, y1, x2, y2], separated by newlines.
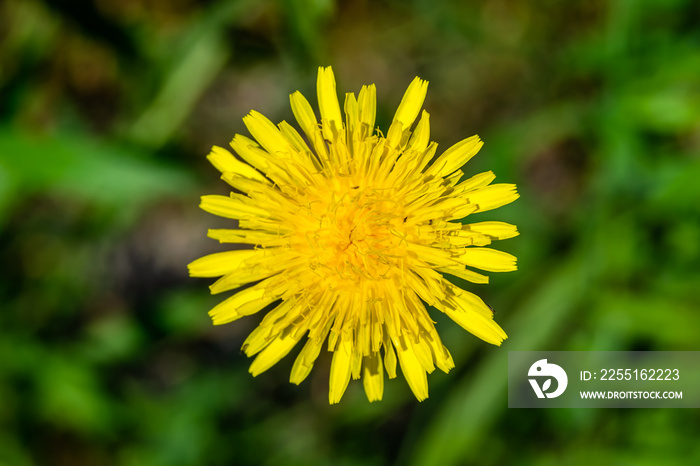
[188, 66, 519, 403]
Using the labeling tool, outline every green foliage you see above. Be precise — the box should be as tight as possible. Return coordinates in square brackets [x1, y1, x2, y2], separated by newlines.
[0, 128, 193, 223]
[1, 0, 699, 464]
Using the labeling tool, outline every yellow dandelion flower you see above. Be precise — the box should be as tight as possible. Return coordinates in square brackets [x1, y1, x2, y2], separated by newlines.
[188, 66, 519, 403]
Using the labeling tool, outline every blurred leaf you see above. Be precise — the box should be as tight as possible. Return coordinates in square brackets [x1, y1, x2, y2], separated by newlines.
[278, 0, 334, 65]
[650, 160, 700, 214]
[36, 355, 112, 435]
[0, 127, 194, 218]
[593, 291, 700, 348]
[83, 313, 145, 363]
[0, 433, 35, 466]
[0, 162, 15, 224]
[158, 290, 213, 337]
[2, 0, 700, 464]
[625, 88, 700, 133]
[127, 0, 258, 148]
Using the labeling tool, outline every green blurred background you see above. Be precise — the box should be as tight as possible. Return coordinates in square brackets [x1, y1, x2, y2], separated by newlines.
[1, 0, 699, 464]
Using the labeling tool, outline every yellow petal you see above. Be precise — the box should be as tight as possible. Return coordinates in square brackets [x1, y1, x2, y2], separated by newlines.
[427, 135, 483, 178]
[206, 146, 268, 184]
[458, 247, 517, 272]
[404, 271, 436, 306]
[444, 299, 508, 346]
[393, 77, 428, 129]
[466, 221, 519, 240]
[290, 91, 318, 137]
[406, 242, 454, 267]
[207, 228, 289, 247]
[431, 282, 508, 345]
[467, 184, 520, 213]
[290, 336, 324, 385]
[383, 337, 397, 379]
[199, 194, 270, 220]
[208, 286, 276, 325]
[413, 337, 436, 374]
[385, 120, 406, 149]
[249, 329, 305, 376]
[437, 265, 490, 284]
[209, 268, 275, 294]
[278, 121, 311, 155]
[329, 335, 353, 404]
[209, 254, 301, 294]
[357, 84, 376, 138]
[362, 353, 384, 402]
[344, 92, 358, 132]
[411, 141, 438, 175]
[350, 345, 363, 380]
[242, 110, 291, 156]
[396, 338, 429, 401]
[454, 170, 496, 194]
[241, 323, 274, 357]
[229, 134, 272, 172]
[425, 330, 454, 373]
[406, 110, 431, 153]
[317, 66, 342, 142]
[187, 249, 258, 277]
[446, 203, 478, 221]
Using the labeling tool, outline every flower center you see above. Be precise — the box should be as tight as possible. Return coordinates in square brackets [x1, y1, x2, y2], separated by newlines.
[296, 183, 408, 282]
